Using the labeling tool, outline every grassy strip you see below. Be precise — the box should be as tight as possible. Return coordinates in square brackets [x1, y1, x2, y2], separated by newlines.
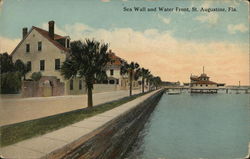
[0, 92, 149, 147]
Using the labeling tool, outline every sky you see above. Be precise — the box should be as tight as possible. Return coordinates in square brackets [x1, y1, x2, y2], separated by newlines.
[0, 0, 249, 85]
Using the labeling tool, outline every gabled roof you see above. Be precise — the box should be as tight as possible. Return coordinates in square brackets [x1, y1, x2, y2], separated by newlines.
[33, 27, 69, 52]
[11, 26, 69, 56]
[107, 52, 124, 66]
[193, 80, 217, 85]
[200, 73, 209, 78]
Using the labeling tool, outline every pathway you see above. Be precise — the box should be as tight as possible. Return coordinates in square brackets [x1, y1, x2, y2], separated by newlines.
[0, 90, 140, 126]
[0, 90, 158, 159]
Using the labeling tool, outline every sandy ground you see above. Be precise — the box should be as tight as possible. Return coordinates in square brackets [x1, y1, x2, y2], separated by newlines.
[0, 90, 140, 126]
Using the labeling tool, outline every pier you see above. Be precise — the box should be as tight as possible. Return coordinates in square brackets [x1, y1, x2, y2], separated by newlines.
[164, 86, 250, 94]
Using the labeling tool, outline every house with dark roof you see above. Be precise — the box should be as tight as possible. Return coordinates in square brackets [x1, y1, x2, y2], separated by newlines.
[11, 21, 138, 96]
[12, 21, 70, 80]
[11, 21, 85, 95]
[101, 50, 140, 90]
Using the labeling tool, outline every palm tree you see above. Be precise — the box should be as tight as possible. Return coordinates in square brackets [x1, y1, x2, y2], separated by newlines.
[146, 73, 153, 91]
[14, 59, 28, 80]
[152, 76, 162, 90]
[139, 68, 150, 93]
[61, 39, 110, 108]
[120, 61, 140, 96]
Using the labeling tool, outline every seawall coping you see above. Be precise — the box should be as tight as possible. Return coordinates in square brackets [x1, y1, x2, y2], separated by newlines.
[0, 90, 161, 159]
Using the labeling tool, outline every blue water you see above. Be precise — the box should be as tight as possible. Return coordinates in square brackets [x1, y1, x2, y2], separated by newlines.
[127, 93, 250, 159]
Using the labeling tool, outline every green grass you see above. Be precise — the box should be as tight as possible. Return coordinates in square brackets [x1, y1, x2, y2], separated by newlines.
[0, 92, 149, 147]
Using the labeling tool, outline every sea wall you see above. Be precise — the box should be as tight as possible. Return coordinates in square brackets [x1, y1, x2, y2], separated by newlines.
[48, 89, 164, 159]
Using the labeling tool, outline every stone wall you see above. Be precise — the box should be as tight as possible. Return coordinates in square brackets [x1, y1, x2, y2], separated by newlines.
[48, 89, 164, 159]
[21, 76, 65, 97]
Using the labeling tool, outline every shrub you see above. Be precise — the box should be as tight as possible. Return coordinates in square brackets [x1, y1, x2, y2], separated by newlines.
[0, 53, 28, 94]
[14, 59, 28, 80]
[0, 53, 14, 73]
[31, 72, 42, 81]
[0, 72, 22, 94]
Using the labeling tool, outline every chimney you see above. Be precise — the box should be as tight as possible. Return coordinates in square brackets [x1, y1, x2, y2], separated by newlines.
[22, 27, 28, 39]
[48, 20, 55, 39]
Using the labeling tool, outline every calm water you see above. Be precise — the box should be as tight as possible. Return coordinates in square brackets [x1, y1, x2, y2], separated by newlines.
[126, 93, 250, 159]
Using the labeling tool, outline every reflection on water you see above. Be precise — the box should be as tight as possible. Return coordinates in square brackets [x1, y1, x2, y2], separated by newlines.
[125, 93, 250, 159]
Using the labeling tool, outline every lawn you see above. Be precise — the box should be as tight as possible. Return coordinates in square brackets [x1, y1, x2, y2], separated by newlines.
[0, 92, 149, 147]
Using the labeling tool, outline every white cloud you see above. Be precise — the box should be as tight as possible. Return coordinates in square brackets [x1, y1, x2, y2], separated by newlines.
[48, 22, 248, 85]
[195, 13, 219, 25]
[0, 0, 3, 11]
[0, 36, 20, 54]
[101, 0, 110, 2]
[157, 14, 171, 24]
[42, 22, 93, 40]
[1, 22, 248, 85]
[227, 24, 248, 34]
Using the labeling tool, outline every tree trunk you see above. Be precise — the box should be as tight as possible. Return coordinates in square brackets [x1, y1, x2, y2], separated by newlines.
[142, 77, 144, 93]
[87, 86, 93, 108]
[86, 78, 93, 108]
[129, 71, 133, 96]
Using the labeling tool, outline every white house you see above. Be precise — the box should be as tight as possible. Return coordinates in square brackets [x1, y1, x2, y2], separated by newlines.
[11, 21, 140, 96]
[11, 21, 84, 95]
[190, 72, 219, 93]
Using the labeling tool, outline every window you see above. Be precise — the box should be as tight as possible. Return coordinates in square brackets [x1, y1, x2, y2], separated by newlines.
[38, 41, 42, 51]
[200, 84, 202, 87]
[55, 59, 60, 70]
[206, 84, 208, 87]
[66, 39, 70, 48]
[70, 79, 73, 90]
[27, 61, 31, 71]
[109, 80, 115, 84]
[79, 80, 82, 90]
[26, 44, 30, 52]
[116, 79, 119, 84]
[110, 69, 114, 76]
[40, 60, 45, 71]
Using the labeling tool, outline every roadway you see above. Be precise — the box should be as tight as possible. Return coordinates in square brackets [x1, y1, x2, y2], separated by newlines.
[0, 90, 140, 126]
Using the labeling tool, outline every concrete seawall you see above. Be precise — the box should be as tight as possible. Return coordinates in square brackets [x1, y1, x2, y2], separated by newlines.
[60, 89, 164, 159]
[0, 89, 164, 159]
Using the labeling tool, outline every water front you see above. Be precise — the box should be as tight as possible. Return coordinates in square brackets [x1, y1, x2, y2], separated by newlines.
[126, 93, 250, 159]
